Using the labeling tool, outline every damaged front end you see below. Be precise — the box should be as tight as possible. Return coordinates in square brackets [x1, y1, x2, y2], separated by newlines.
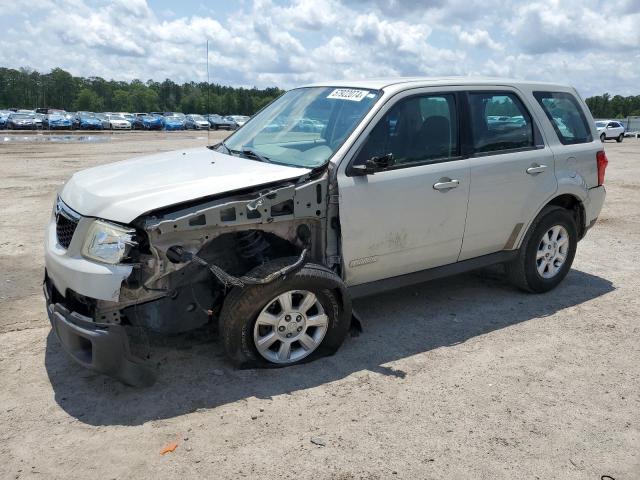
[47, 171, 337, 385]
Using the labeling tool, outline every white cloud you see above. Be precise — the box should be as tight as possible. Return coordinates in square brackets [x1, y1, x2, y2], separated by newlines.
[0, 0, 638, 96]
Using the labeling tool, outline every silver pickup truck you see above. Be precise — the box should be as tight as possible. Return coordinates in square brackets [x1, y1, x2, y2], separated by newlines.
[44, 77, 607, 385]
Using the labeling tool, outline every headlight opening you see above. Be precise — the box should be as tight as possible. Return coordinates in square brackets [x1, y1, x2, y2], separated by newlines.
[81, 219, 137, 264]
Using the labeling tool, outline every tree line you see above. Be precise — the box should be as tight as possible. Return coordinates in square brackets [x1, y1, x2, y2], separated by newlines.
[0, 67, 284, 115]
[584, 93, 640, 119]
[2, 66, 639, 118]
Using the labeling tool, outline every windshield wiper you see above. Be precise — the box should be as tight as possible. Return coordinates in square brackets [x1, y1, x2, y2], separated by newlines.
[230, 147, 271, 164]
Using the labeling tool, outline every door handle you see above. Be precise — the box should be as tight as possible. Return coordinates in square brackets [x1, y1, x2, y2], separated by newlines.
[526, 164, 547, 175]
[433, 179, 460, 190]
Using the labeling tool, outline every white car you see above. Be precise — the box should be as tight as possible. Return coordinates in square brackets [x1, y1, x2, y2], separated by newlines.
[186, 114, 211, 130]
[229, 115, 250, 127]
[595, 120, 625, 142]
[106, 114, 132, 130]
[44, 77, 607, 386]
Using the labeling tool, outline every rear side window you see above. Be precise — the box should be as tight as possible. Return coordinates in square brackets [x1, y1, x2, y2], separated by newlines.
[468, 92, 534, 154]
[533, 91, 593, 145]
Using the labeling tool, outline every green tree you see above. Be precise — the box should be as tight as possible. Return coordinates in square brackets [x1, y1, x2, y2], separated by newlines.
[75, 88, 104, 111]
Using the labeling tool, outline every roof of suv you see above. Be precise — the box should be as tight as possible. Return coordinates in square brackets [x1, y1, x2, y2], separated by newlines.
[303, 76, 571, 93]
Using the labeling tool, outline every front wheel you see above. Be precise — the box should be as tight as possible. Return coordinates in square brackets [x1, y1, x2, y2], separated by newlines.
[219, 259, 352, 368]
[617, 133, 624, 143]
[600, 132, 606, 142]
[506, 206, 577, 293]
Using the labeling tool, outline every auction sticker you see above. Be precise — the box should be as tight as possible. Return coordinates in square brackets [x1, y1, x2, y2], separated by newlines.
[327, 89, 369, 101]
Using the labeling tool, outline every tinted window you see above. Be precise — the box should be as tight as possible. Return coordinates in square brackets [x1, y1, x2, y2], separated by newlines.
[533, 91, 593, 145]
[468, 92, 534, 153]
[355, 94, 458, 166]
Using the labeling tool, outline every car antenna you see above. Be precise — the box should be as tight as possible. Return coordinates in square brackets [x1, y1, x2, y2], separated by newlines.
[206, 39, 211, 148]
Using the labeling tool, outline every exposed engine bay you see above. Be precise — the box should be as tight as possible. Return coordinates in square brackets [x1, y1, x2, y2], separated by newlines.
[84, 170, 341, 336]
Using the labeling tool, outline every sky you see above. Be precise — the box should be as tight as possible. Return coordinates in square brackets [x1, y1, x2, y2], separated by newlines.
[1, 0, 639, 97]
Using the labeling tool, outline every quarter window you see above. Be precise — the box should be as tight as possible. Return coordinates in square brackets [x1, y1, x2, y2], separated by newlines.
[468, 92, 534, 154]
[533, 91, 593, 145]
[355, 94, 458, 167]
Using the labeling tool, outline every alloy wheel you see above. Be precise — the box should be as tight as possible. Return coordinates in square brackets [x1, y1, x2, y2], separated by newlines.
[253, 290, 329, 364]
[536, 225, 570, 279]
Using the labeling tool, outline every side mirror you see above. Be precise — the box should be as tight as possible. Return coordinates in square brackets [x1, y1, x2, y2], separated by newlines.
[351, 153, 395, 175]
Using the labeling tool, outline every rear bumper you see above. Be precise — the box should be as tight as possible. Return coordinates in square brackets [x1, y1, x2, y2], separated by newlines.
[44, 275, 155, 386]
[585, 185, 606, 230]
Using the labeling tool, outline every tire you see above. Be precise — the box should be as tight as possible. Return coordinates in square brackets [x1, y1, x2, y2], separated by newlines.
[219, 258, 352, 368]
[600, 132, 606, 142]
[617, 133, 624, 143]
[506, 206, 578, 293]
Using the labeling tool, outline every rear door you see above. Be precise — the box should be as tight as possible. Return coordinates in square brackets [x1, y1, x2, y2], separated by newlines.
[459, 88, 557, 260]
[337, 89, 470, 286]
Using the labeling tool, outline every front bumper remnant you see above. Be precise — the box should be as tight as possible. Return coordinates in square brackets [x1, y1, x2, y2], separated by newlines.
[44, 278, 155, 387]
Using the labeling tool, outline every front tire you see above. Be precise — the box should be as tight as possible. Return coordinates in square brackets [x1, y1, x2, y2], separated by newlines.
[219, 259, 352, 368]
[600, 132, 606, 142]
[506, 206, 578, 293]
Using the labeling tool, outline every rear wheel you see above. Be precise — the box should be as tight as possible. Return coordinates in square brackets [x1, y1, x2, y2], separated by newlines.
[617, 133, 624, 143]
[219, 259, 351, 368]
[506, 206, 577, 293]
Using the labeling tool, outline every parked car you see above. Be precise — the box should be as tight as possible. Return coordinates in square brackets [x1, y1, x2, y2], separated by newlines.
[6, 112, 38, 130]
[105, 113, 132, 130]
[293, 118, 324, 132]
[207, 114, 237, 130]
[132, 113, 163, 130]
[43, 110, 73, 130]
[116, 112, 136, 123]
[95, 113, 111, 130]
[595, 120, 625, 142]
[44, 78, 607, 386]
[228, 115, 250, 127]
[185, 114, 210, 130]
[163, 115, 185, 131]
[73, 112, 103, 130]
[0, 110, 12, 129]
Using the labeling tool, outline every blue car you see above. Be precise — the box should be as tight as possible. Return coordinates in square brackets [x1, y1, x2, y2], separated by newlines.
[163, 115, 186, 131]
[132, 113, 164, 130]
[43, 111, 73, 130]
[73, 112, 103, 130]
[0, 110, 11, 129]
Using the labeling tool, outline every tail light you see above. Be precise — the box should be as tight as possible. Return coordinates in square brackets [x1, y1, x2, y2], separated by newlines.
[596, 150, 608, 186]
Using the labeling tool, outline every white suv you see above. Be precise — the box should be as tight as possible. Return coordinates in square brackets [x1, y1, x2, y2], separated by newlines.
[44, 78, 607, 385]
[596, 120, 625, 142]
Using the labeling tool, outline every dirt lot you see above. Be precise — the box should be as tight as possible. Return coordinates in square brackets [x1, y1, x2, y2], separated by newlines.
[0, 131, 638, 479]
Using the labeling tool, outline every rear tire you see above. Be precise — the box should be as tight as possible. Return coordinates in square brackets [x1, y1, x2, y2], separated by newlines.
[219, 259, 352, 368]
[506, 206, 577, 293]
[617, 133, 624, 143]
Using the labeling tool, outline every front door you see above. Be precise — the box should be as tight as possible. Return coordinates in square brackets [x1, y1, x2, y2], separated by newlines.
[337, 91, 471, 286]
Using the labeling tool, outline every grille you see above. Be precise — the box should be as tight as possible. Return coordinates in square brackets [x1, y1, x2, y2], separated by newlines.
[56, 213, 79, 249]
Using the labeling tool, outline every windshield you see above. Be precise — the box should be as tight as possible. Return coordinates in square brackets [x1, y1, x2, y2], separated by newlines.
[11, 114, 31, 119]
[595, 121, 606, 128]
[191, 115, 205, 121]
[222, 87, 380, 168]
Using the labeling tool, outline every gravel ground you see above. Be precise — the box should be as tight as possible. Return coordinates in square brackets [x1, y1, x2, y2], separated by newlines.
[0, 132, 638, 479]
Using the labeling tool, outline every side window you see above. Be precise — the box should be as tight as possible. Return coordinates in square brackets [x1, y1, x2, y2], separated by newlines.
[468, 92, 534, 154]
[355, 94, 458, 166]
[607, 122, 616, 128]
[533, 91, 593, 145]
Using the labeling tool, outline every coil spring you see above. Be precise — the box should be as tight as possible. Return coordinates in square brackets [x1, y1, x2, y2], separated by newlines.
[236, 230, 270, 263]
